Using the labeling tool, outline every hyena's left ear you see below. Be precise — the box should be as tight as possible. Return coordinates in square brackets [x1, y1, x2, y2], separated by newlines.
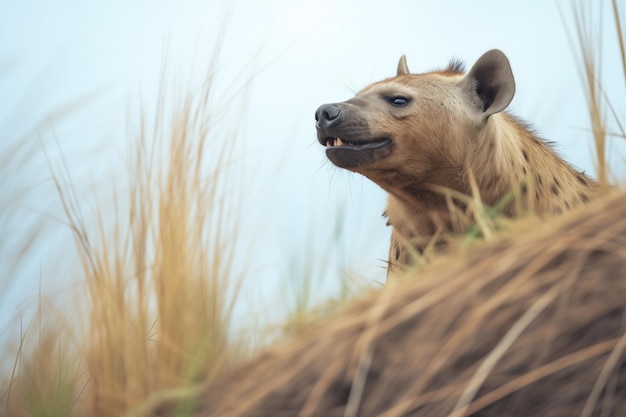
[397, 55, 410, 75]
[463, 49, 515, 119]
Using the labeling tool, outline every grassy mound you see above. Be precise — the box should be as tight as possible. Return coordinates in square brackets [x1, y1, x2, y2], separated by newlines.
[144, 189, 626, 417]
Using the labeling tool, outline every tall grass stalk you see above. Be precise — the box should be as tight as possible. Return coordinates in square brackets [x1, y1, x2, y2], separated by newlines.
[567, 0, 626, 188]
[2, 55, 247, 416]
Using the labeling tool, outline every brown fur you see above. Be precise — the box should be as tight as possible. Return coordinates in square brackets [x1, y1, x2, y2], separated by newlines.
[315, 50, 596, 274]
[144, 190, 626, 417]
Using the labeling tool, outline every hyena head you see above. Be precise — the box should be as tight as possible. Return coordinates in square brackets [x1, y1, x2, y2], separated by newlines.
[315, 49, 515, 196]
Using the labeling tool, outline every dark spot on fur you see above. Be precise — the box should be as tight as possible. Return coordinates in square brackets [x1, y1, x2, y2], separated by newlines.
[489, 142, 495, 151]
[535, 190, 540, 200]
[487, 175, 500, 189]
[551, 184, 560, 196]
[577, 174, 587, 185]
[522, 150, 529, 162]
[581, 193, 589, 203]
[554, 177, 560, 187]
[554, 207, 563, 214]
[521, 183, 528, 194]
[537, 176, 543, 186]
[522, 166, 527, 175]
[564, 201, 570, 210]
[395, 247, 400, 260]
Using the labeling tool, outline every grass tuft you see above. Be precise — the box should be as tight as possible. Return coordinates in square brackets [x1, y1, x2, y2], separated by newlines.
[565, 0, 626, 188]
[2, 52, 249, 416]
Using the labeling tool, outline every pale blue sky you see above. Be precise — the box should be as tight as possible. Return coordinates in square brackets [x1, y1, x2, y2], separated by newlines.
[1, 1, 624, 338]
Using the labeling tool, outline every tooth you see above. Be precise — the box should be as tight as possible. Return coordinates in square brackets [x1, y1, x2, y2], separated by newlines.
[336, 137, 344, 146]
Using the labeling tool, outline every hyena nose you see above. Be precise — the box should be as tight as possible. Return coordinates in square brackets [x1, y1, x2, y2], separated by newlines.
[315, 103, 343, 130]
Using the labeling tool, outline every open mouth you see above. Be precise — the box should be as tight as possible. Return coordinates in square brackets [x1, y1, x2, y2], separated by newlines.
[322, 136, 393, 169]
[323, 136, 390, 150]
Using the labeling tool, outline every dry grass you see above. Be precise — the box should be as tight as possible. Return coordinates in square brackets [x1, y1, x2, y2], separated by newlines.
[1, 52, 249, 416]
[1, 1, 625, 417]
[566, 0, 626, 188]
[143, 188, 626, 417]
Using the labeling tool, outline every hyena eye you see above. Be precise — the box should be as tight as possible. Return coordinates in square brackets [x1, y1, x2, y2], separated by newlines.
[390, 96, 409, 107]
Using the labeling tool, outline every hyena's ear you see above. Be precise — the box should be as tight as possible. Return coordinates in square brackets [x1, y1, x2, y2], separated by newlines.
[463, 49, 515, 119]
[397, 55, 410, 75]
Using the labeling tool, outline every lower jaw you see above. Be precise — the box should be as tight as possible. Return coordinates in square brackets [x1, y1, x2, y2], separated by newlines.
[325, 140, 392, 169]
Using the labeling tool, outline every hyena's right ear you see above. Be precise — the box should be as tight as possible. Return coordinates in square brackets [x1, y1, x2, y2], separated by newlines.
[397, 55, 410, 75]
[463, 49, 515, 119]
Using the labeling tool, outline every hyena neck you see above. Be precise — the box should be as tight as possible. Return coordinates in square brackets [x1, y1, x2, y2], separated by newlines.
[384, 112, 596, 251]
[469, 112, 595, 214]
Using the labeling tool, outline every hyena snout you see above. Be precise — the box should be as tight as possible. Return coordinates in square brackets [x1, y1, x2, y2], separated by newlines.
[315, 102, 392, 170]
[315, 103, 343, 132]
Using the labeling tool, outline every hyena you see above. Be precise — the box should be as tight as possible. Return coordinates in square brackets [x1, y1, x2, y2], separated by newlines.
[315, 49, 596, 275]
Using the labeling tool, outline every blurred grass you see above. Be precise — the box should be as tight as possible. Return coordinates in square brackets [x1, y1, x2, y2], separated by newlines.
[0, 46, 366, 417]
[566, 0, 626, 188]
[1, 1, 625, 416]
[1, 50, 252, 416]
